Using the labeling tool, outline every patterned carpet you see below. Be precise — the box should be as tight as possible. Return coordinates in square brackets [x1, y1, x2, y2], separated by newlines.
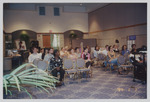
[4, 66, 147, 99]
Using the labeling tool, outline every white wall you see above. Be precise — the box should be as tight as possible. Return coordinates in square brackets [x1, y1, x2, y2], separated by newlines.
[4, 6, 88, 33]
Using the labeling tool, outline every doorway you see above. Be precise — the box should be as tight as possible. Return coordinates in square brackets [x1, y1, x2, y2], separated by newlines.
[43, 35, 51, 48]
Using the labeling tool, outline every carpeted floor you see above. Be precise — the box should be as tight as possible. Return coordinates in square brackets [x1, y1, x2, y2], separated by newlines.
[4, 66, 147, 99]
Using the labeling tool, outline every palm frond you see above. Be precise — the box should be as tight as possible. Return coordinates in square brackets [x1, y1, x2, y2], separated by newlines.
[3, 63, 59, 99]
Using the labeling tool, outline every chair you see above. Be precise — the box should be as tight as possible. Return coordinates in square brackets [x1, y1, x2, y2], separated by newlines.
[91, 52, 98, 66]
[63, 58, 78, 84]
[117, 55, 133, 76]
[37, 60, 48, 72]
[124, 53, 130, 62]
[33, 58, 42, 66]
[103, 55, 112, 71]
[76, 58, 92, 79]
[98, 53, 107, 67]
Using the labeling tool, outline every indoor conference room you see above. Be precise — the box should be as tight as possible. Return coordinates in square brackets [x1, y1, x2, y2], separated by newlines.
[3, 2, 147, 99]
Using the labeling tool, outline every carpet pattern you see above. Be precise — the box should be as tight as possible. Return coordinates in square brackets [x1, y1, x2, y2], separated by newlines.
[4, 67, 147, 99]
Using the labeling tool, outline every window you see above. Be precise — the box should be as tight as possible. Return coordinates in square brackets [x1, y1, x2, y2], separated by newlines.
[54, 7, 60, 16]
[39, 7, 45, 15]
[127, 35, 136, 51]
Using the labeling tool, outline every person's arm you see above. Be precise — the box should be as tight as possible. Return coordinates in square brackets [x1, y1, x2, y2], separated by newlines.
[113, 52, 116, 58]
[108, 52, 112, 59]
[81, 53, 84, 59]
[93, 50, 97, 58]
[59, 58, 63, 69]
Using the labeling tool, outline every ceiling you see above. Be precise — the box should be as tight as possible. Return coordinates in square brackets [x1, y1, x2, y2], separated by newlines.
[4, 3, 110, 13]
[36, 3, 110, 12]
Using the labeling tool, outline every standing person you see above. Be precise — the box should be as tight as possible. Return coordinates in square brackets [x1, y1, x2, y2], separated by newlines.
[81, 47, 91, 68]
[28, 47, 41, 63]
[44, 47, 54, 63]
[19, 41, 25, 50]
[49, 49, 65, 86]
[131, 44, 137, 54]
[75, 47, 81, 58]
[121, 45, 130, 56]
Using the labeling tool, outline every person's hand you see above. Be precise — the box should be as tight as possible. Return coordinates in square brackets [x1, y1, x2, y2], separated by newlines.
[109, 59, 112, 62]
[56, 67, 60, 71]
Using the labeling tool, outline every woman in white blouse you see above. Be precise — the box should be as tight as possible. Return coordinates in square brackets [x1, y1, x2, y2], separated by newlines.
[28, 47, 41, 63]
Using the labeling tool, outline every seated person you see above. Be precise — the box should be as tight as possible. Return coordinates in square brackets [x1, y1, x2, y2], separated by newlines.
[49, 49, 65, 86]
[104, 46, 118, 70]
[68, 48, 78, 61]
[41, 48, 49, 59]
[75, 47, 81, 58]
[38, 48, 44, 58]
[121, 45, 130, 56]
[93, 46, 99, 59]
[44, 47, 54, 64]
[99, 45, 109, 56]
[60, 47, 69, 58]
[81, 47, 92, 68]
[113, 45, 119, 53]
[130, 44, 137, 54]
[28, 46, 41, 63]
[68, 48, 78, 69]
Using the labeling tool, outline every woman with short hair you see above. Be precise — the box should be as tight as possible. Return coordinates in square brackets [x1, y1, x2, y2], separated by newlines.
[49, 49, 65, 86]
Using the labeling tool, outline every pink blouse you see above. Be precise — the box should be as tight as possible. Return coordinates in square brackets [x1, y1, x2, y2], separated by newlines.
[81, 52, 90, 60]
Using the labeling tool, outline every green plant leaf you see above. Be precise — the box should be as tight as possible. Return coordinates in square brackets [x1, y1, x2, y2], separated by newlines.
[10, 63, 29, 75]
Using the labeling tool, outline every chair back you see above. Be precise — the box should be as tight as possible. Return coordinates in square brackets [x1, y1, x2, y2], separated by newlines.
[37, 60, 48, 71]
[63, 58, 74, 69]
[90, 52, 95, 59]
[98, 53, 106, 61]
[76, 58, 85, 68]
[33, 58, 42, 66]
[117, 55, 125, 65]
[124, 52, 130, 62]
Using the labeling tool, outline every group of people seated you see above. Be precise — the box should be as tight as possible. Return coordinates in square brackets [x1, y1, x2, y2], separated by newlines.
[28, 46, 93, 86]
[92, 44, 146, 74]
[28, 43, 147, 86]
